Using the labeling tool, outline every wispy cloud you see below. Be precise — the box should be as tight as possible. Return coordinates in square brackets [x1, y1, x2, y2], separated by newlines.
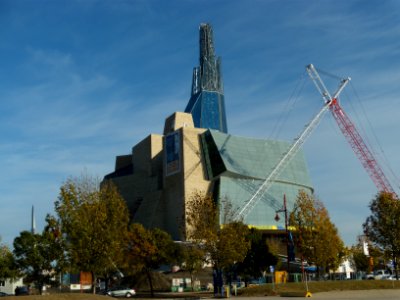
[1, 0, 399, 247]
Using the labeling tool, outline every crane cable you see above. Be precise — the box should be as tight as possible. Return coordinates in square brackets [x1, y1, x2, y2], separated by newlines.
[314, 67, 342, 81]
[348, 82, 400, 191]
[269, 71, 307, 140]
[310, 66, 399, 192]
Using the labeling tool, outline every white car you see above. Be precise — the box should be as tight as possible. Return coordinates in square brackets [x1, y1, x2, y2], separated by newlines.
[107, 286, 136, 298]
[374, 269, 391, 280]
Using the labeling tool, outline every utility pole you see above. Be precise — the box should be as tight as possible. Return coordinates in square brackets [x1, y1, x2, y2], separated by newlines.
[275, 194, 290, 280]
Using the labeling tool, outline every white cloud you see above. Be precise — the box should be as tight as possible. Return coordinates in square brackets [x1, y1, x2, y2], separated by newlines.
[1, 0, 400, 248]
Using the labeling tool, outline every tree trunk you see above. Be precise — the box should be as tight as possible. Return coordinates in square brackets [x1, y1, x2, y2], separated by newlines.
[145, 268, 154, 297]
[105, 274, 110, 292]
[213, 268, 223, 296]
[190, 271, 194, 292]
[38, 281, 43, 295]
[92, 271, 97, 294]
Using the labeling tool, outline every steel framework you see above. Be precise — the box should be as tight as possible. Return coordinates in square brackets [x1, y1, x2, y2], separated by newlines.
[306, 64, 395, 194]
[234, 64, 395, 221]
[233, 66, 350, 220]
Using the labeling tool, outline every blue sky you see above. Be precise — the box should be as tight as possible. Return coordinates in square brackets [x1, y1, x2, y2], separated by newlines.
[1, 0, 399, 247]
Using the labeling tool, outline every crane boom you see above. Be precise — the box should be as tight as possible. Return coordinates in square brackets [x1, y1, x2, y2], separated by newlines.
[306, 64, 396, 195]
[233, 73, 350, 220]
[234, 103, 330, 220]
[330, 100, 395, 194]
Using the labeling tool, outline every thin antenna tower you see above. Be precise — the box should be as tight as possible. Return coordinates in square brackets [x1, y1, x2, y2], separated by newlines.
[31, 205, 36, 234]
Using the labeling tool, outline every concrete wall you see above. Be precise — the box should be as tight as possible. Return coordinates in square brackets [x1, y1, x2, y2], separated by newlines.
[105, 112, 212, 241]
[162, 125, 210, 240]
[0, 278, 23, 295]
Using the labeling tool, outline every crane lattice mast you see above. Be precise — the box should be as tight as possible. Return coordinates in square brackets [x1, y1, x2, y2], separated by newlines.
[306, 64, 396, 195]
[233, 69, 350, 220]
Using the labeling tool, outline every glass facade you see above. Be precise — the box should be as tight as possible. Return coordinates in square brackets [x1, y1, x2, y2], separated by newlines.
[185, 23, 228, 133]
[165, 131, 181, 176]
[186, 91, 227, 133]
[201, 130, 314, 229]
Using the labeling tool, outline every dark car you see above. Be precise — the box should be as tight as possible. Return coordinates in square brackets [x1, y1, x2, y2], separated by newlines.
[15, 286, 30, 296]
[0, 292, 10, 297]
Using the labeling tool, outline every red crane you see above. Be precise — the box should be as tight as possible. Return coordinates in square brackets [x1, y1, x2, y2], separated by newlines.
[306, 64, 396, 195]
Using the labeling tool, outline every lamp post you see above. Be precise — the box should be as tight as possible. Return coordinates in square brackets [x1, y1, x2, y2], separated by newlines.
[275, 194, 290, 280]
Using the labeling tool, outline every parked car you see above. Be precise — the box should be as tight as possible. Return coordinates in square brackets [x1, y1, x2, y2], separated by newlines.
[364, 273, 375, 280]
[15, 286, 30, 296]
[363, 269, 392, 280]
[373, 269, 391, 280]
[107, 286, 136, 298]
[0, 292, 10, 297]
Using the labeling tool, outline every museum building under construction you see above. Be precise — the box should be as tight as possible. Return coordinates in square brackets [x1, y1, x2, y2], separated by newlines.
[103, 24, 314, 241]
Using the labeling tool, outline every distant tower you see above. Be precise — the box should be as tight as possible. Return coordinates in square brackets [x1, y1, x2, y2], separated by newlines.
[185, 23, 228, 133]
[31, 205, 36, 234]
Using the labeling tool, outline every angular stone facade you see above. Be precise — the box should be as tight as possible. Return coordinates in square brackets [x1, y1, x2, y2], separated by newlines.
[105, 112, 209, 240]
[104, 111, 314, 241]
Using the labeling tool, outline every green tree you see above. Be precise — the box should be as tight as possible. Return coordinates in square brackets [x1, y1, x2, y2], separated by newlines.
[186, 192, 250, 294]
[289, 190, 344, 277]
[13, 216, 65, 294]
[348, 236, 375, 274]
[0, 239, 19, 281]
[43, 215, 68, 273]
[236, 228, 278, 285]
[363, 191, 400, 278]
[125, 223, 176, 297]
[55, 176, 130, 293]
[368, 245, 384, 271]
[179, 243, 205, 291]
[350, 246, 369, 273]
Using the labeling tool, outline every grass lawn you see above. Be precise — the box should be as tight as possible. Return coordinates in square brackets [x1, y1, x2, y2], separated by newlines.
[1, 294, 108, 300]
[238, 280, 400, 296]
[1, 281, 400, 299]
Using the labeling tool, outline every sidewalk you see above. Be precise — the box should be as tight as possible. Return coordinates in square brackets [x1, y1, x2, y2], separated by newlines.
[220, 289, 400, 299]
[138, 288, 400, 300]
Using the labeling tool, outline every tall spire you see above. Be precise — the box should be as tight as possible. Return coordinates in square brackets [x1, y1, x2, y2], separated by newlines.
[197, 23, 223, 93]
[31, 205, 36, 234]
[185, 23, 228, 133]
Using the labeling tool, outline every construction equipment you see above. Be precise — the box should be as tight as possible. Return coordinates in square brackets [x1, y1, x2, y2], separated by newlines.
[233, 66, 350, 220]
[306, 64, 396, 195]
[234, 63, 397, 221]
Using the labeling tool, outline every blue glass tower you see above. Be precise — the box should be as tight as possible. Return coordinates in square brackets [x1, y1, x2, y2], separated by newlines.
[185, 24, 228, 133]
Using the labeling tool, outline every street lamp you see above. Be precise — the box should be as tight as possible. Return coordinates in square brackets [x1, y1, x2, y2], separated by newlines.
[275, 194, 290, 279]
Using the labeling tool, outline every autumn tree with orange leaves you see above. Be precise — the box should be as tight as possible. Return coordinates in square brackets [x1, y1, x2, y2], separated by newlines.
[289, 190, 344, 277]
[125, 223, 176, 297]
[186, 191, 250, 294]
[55, 175, 130, 294]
